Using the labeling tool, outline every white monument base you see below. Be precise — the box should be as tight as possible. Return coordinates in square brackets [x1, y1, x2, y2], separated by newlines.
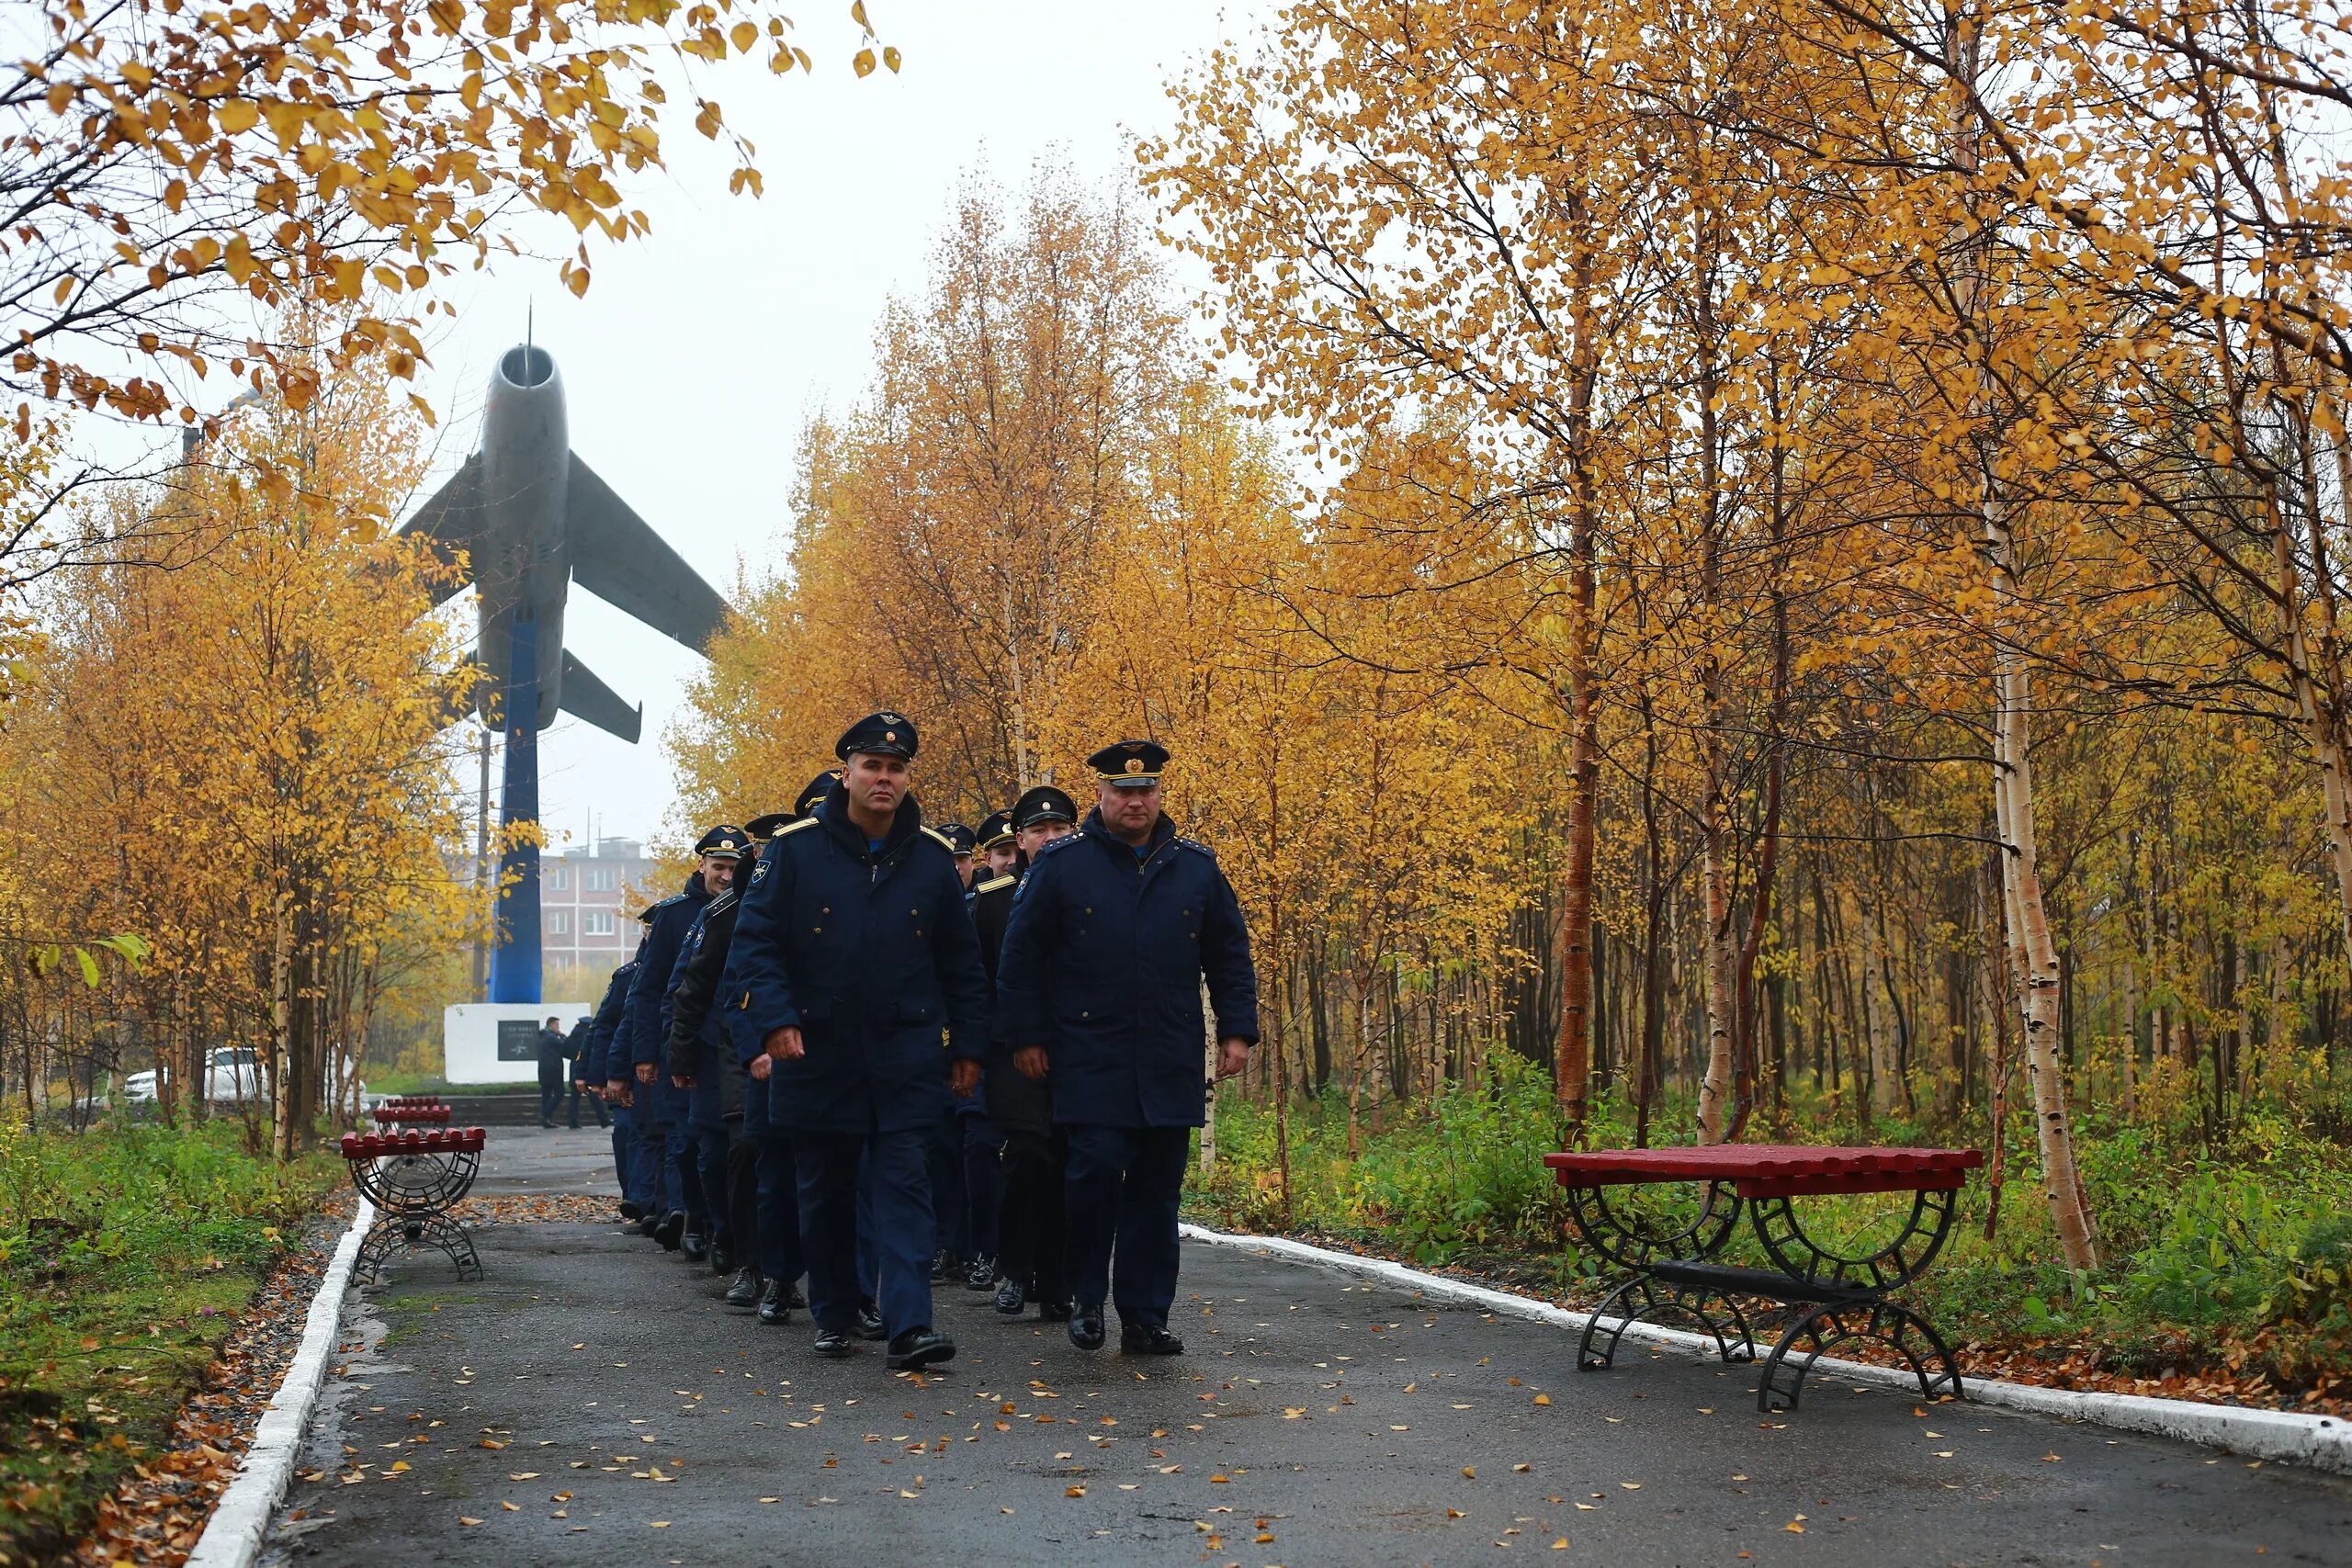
[445, 1002, 593, 1085]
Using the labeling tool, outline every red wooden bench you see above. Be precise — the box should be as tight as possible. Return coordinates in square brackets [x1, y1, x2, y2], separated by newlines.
[340, 1126, 487, 1283]
[1544, 1144, 1984, 1413]
[372, 1103, 450, 1125]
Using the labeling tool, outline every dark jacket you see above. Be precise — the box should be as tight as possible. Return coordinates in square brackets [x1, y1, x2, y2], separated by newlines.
[971, 864, 1050, 1135]
[582, 955, 639, 1085]
[535, 1025, 568, 1084]
[663, 892, 747, 1125]
[624, 872, 716, 1123]
[994, 810, 1260, 1129]
[722, 783, 989, 1135]
[563, 1019, 594, 1082]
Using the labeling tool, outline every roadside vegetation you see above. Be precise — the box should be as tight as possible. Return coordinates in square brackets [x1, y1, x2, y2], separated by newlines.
[1186, 1058, 2352, 1412]
[0, 1121, 339, 1566]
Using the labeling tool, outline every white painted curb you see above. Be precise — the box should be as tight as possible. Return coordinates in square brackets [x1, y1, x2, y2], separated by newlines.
[184, 1198, 374, 1568]
[1180, 1223, 2352, 1475]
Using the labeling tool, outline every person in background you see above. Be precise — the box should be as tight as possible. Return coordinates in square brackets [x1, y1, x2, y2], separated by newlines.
[536, 1014, 569, 1129]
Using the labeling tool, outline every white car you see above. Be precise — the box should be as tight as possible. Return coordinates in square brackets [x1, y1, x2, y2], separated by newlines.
[121, 1045, 265, 1105]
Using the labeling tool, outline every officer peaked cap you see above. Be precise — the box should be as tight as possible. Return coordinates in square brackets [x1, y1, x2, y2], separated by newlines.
[976, 809, 1016, 850]
[694, 824, 750, 859]
[793, 769, 841, 820]
[836, 710, 917, 760]
[936, 821, 978, 855]
[1088, 739, 1169, 788]
[1012, 784, 1080, 830]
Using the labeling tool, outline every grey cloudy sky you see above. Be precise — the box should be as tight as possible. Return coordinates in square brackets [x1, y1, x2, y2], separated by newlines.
[413, 1, 1265, 853]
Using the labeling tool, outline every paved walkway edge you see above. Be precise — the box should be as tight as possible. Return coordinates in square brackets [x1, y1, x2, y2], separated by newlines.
[184, 1197, 375, 1568]
[1179, 1223, 2352, 1475]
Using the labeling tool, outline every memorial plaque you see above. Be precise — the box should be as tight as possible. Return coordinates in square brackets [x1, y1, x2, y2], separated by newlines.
[496, 1018, 540, 1063]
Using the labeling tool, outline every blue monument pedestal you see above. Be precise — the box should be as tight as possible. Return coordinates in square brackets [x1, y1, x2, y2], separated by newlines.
[487, 615, 543, 1005]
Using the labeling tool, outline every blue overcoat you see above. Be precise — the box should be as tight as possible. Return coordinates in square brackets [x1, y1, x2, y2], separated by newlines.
[723, 784, 989, 1135]
[624, 872, 715, 1125]
[993, 809, 1260, 1129]
[581, 954, 639, 1085]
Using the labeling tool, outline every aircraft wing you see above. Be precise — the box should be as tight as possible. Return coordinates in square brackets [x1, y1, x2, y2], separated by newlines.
[559, 649, 644, 745]
[395, 455, 483, 609]
[566, 453, 727, 651]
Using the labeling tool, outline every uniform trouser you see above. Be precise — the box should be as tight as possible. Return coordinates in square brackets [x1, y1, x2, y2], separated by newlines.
[996, 1128, 1067, 1302]
[1061, 1123, 1190, 1329]
[633, 1111, 681, 1216]
[569, 1080, 608, 1129]
[610, 1102, 641, 1202]
[959, 1114, 1006, 1260]
[855, 1146, 878, 1303]
[684, 1123, 728, 1237]
[797, 1128, 933, 1339]
[722, 1122, 756, 1264]
[927, 1110, 967, 1259]
[538, 1077, 564, 1123]
[752, 1132, 807, 1286]
[668, 1123, 707, 1228]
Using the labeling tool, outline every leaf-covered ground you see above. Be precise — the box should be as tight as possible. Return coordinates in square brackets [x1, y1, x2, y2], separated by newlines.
[0, 1122, 341, 1568]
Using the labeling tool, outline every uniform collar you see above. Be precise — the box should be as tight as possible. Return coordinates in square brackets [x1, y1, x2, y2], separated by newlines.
[820, 779, 925, 861]
[1080, 807, 1174, 859]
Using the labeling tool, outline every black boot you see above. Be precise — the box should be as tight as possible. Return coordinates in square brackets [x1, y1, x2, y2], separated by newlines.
[1119, 1321, 1184, 1356]
[655, 1212, 685, 1251]
[929, 1249, 953, 1282]
[1067, 1306, 1105, 1351]
[708, 1243, 734, 1276]
[993, 1277, 1026, 1315]
[757, 1279, 794, 1325]
[887, 1328, 956, 1370]
[854, 1301, 887, 1340]
[725, 1267, 763, 1311]
[811, 1326, 854, 1359]
[680, 1228, 708, 1263]
[636, 1211, 660, 1237]
[619, 1200, 644, 1223]
[1037, 1298, 1073, 1323]
[964, 1256, 996, 1292]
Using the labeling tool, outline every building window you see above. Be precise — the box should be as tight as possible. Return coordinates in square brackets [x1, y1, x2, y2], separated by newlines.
[548, 864, 569, 891]
[584, 910, 616, 936]
[584, 866, 616, 892]
[547, 910, 570, 935]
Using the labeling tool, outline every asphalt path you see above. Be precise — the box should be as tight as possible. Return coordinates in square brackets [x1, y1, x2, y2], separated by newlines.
[261, 1129, 2352, 1567]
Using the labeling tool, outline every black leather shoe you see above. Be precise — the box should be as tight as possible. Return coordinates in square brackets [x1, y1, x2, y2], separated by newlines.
[811, 1328, 854, 1359]
[757, 1279, 794, 1325]
[1119, 1322, 1184, 1356]
[680, 1230, 708, 1263]
[994, 1278, 1026, 1315]
[636, 1212, 661, 1237]
[1037, 1298, 1072, 1324]
[964, 1256, 996, 1292]
[930, 1250, 953, 1282]
[619, 1201, 644, 1223]
[725, 1267, 763, 1310]
[708, 1244, 733, 1276]
[655, 1213, 685, 1251]
[1068, 1307, 1105, 1351]
[854, 1303, 887, 1340]
[887, 1328, 956, 1370]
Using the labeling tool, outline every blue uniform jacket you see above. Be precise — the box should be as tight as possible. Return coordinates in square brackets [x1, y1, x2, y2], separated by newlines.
[625, 872, 716, 1123]
[662, 899, 731, 1130]
[582, 955, 639, 1084]
[723, 784, 989, 1135]
[994, 809, 1260, 1129]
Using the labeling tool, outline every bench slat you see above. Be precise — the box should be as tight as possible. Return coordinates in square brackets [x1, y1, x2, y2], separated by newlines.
[1544, 1144, 1982, 1197]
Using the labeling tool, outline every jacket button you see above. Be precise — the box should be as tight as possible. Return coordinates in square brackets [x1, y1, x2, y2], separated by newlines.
[1081, 1010, 1090, 1019]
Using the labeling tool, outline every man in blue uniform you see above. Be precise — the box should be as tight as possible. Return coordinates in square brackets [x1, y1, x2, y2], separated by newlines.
[728, 712, 990, 1370]
[927, 819, 979, 1281]
[583, 937, 646, 1217]
[661, 823, 752, 1267]
[976, 783, 1078, 1318]
[995, 739, 1259, 1355]
[622, 826, 745, 1251]
[565, 1014, 606, 1129]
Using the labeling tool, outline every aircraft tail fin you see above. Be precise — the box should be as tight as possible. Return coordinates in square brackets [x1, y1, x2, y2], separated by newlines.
[559, 649, 643, 744]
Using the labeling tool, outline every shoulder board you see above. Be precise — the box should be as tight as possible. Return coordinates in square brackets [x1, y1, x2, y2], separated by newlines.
[976, 874, 1016, 894]
[774, 816, 821, 839]
[919, 825, 956, 853]
[1035, 832, 1085, 857]
[705, 887, 739, 917]
[650, 892, 688, 910]
[1176, 837, 1217, 859]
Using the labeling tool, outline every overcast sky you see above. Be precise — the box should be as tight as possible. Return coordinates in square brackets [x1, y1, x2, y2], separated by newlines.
[412, 1, 1267, 853]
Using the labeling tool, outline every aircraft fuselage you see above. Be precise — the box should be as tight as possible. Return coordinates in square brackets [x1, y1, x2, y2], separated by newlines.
[475, 344, 571, 731]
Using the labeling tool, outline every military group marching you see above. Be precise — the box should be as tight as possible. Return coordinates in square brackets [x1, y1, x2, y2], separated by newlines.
[575, 712, 1260, 1371]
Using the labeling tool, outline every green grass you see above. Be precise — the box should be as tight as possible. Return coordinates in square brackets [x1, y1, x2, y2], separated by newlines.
[0, 1119, 339, 1567]
[1183, 1055, 2352, 1397]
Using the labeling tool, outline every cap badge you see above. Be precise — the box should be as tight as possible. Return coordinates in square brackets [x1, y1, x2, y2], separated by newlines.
[885, 729, 898, 741]
[1125, 758, 1145, 774]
